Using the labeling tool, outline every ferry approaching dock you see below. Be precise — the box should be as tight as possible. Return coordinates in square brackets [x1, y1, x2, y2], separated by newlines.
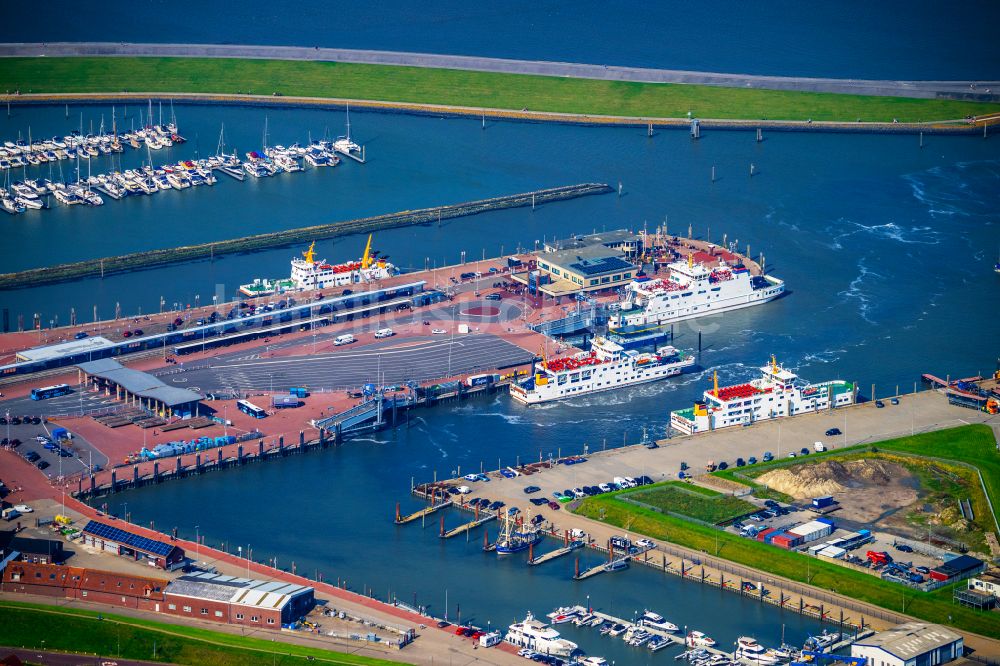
[610, 254, 784, 329]
[510, 337, 695, 405]
[670, 357, 856, 435]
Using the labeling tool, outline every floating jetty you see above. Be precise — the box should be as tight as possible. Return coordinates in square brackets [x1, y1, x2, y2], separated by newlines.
[439, 511, 496, 539]
[0, 182, 612, 290]
[574, 555, 631, 580]
[394, 499, 453, 525]
[528, 541, 584, 566]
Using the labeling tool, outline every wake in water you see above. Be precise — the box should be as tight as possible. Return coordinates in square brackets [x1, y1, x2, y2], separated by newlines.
[836, 257, 883, 325]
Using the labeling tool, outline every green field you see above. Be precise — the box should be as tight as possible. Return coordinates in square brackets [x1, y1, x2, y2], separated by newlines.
[0, 601, 399, 666]
[625, 482, 757, 524]
[1, 57, 998, 123]
[573, 425, 1000, 638]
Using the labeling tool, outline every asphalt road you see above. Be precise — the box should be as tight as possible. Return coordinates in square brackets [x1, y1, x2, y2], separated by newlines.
[0, 646, 160, 666]
[4, 42, 998, 101]
[161, 334, 534, 393]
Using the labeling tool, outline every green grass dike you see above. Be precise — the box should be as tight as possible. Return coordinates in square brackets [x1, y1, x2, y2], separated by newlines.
[0, 600, 400, 666]
[573, 424, 1000, 639]
[1, 57, 998, 123]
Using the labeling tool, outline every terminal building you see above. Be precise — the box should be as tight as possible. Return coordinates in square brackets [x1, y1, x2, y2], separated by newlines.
[516, 244, 638, 297]
[163, 572, 314, 627]
[81, 520, 185, 570]
[76, 359, 203, 418]
[851, 622, 963, 666]
[544, 229, 642, 257]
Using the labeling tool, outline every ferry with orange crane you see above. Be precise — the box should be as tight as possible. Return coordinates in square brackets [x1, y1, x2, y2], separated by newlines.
[669, 357, 855, 435]
[509, 337, 695, 405]
[238, 234, 397, 296]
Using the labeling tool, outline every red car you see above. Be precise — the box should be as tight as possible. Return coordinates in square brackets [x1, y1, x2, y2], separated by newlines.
[547, 501, 560, 510]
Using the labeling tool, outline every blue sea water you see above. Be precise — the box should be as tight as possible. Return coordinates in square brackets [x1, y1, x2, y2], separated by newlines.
[2, 0, 999, 79]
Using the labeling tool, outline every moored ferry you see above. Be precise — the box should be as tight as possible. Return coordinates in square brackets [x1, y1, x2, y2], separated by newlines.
[610, 254, 785, 330]
[670, 357, 856, 435]
[238, 235, 397, 296]
[510, 337, 695, 405]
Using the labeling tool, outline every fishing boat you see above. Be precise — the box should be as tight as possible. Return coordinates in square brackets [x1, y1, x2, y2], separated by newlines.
[494, 511, 543, 555]
[504, 612, 578, 658]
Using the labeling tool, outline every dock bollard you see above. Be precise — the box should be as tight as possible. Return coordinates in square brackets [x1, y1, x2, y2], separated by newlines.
[575, 557, 580, 578]
[528, 542, 534, 562]
[439, 515, 445, 538]
[483, 530, 489, 549]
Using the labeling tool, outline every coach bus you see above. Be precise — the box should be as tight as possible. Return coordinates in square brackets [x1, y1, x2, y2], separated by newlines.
[30, 384, 72, 400]
[236, 399, 267, 419]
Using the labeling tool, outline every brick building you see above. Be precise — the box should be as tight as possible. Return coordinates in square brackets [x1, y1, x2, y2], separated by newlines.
[0, 531, 66, 564]
[1, 560, 166, 611]
[163, 572, 314, 628]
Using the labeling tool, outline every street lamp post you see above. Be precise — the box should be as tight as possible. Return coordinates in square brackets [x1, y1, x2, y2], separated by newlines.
[195, 525, 200, 564]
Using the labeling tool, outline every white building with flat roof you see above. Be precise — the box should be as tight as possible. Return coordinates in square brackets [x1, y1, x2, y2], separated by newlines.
[852, 623, 963, 666]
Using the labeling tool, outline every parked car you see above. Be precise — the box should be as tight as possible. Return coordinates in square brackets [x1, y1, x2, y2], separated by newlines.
[36, 460, 50, 470]
[825, 428, 842, 436]
[530, 497, 548, 506]
[875, 400, 885, 408]
[890, 397, 900, 405]
[431, 328, 447, 335]
[762, 452, 774, 462]
[523, 485, 541, 494]
[735, 457, 746, 467]
[799, 447, 810, 456]
[547, 501, 560, 510]
[748, 456, 758, 465]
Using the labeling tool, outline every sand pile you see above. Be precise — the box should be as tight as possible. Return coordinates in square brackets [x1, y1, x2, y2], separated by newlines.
[756, 459, 900, 499]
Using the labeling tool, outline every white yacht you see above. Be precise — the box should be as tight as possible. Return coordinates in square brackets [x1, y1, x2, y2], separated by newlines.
[639, 610, 679, 633]
[504, 612, 578, 658]
[686, 631, 717, 647]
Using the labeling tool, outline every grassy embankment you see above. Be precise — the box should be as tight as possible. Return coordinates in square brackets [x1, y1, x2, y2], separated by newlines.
[574, 424, 1000, 638]
[0, 600, 398, 665]
[1, 57, 998, 123]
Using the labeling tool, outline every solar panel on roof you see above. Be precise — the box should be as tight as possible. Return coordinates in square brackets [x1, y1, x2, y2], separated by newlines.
[83, 520, 174, 557]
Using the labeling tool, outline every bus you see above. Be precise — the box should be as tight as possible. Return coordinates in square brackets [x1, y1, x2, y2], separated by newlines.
[31, 384, 72, 400]
[236, 399, 267, 419]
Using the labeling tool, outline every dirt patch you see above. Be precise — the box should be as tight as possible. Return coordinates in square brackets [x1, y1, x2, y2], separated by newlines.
[757, 459, 919, 523]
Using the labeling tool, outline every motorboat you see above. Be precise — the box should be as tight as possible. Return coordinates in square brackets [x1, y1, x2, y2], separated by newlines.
[686, 631, 716, 647]
[640, 610, 679, 632]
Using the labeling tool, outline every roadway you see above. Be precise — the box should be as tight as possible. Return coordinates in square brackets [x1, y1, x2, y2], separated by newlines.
[4, 42, 998, 101]
[157, 333, 535, 393]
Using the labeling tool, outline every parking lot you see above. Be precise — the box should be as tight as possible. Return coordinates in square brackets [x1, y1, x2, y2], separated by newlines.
[1, 409, 108, 481]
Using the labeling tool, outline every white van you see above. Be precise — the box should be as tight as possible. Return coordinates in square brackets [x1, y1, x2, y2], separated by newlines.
[334, 334, 355, 346]
[814, 441, 826, 452]
[570, 528, 587, 540]
[374, 328, 394, 339]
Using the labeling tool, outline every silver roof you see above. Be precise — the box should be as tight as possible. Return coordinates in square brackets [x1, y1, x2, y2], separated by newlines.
[165, 571, 312, 609]
[855, 623, 962, 659]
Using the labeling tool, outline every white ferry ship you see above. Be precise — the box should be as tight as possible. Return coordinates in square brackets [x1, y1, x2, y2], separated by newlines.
[510, 337, 695, 405]
[238, 235, 396, 296]
[669, 358, 856, 435]
[505, 611, 578, 657]
[610, 254, 785, 329]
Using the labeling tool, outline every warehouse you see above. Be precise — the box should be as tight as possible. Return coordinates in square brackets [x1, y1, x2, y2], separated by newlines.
[929, 554, 985, 583]
[81, 520, 185, 570]
[1, 561, 166, 610]
[162, 572, 314, 628]
[851, 622, 963, 666]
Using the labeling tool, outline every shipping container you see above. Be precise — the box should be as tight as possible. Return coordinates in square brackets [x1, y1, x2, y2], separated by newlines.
[815, 517, 835, 526]
[787, 520, 834, 543]
[818, 546, 846, 560]
[812, 495, 835, 508]
[289, 387, 309, 398]
[466, 373, 501, 387]
[272, 395, 301, 408]
[756, 527, 778, 542]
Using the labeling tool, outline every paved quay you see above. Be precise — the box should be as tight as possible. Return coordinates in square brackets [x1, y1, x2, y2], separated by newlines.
[426, 391, 1000, 655]
[0, 498, 523, 666]
[3, 42, 999, 101]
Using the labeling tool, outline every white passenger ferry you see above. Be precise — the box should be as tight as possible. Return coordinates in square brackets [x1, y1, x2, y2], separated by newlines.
[238, 235, 397, 296]
[610, 254, 785, 329]
[669, 357, 856, 435]
[510, 337, 695, 405]
[505, 611, 578, 657]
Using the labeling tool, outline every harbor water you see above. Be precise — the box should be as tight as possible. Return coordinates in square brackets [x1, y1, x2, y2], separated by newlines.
[3, 0, 1000, 79]
[3, 101, 999, 662]
[1, 103, 998, 390]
